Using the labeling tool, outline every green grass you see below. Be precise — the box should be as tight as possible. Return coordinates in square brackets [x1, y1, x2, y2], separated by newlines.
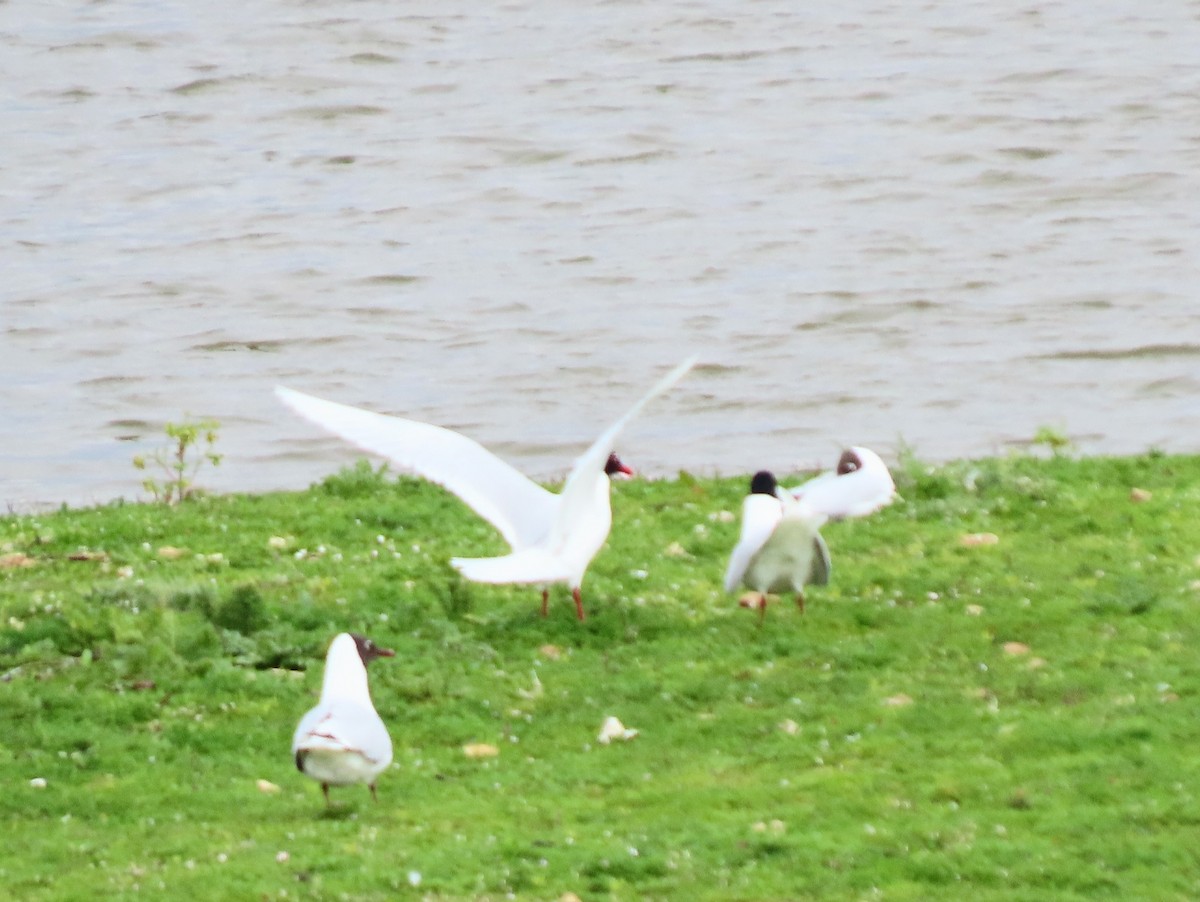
[3, 453, 1200, 900]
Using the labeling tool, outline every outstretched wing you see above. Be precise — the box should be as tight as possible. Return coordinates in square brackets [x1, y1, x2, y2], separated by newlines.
[276, 386, 556, 549]
[723, 493, 782, 593]
[790, 446, 896, 520]
[552, 356, 698, 542]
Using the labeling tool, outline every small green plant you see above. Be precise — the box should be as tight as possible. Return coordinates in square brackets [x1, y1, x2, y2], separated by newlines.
[133, 419, 223, 504]
[1031, 424, 1073, 456]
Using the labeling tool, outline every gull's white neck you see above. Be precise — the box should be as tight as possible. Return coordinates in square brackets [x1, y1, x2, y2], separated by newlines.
[319, 634, 372, 705]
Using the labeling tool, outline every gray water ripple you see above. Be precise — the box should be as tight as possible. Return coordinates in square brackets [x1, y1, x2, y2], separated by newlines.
[3, 0, 1199, 509]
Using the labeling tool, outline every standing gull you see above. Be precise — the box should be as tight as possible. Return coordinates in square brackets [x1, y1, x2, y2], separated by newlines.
[293, 632, 394, 804]
[725, 471, 831, 622]
[276, 357, 696, 620]
[725, 448, 895, 621]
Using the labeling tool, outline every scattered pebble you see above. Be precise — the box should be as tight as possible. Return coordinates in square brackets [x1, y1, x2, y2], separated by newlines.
[1129, 487, 1152, 503]
[752, 819, 786, 834]
[965, 604, 985, 616]
[1002, 642, 1030, 656]
[560, 894, 582, 902]
[256, 779, 281, 794]
[275, 851, 290, 863]
[0, 553, 35, 569]
[960, 533, 1000, 547]
[267, 536, 290, 550]
[156, 546, 186, 560]
[778, 719, 800, 735]
[883, 693, 914, 707]
[663, 541, 689, 558]
[463, 743, 500, 759]
[29, 777, 47, 789]
[597, 716, 639, 745]
[407, 871, 422, 887]
[538, 644, 563, 661]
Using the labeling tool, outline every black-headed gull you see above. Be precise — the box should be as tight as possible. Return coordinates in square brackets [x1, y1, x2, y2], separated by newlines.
[293, 632, 394, 804]
[789, 447, 896, 519]
[276, 357, 696, 620]
[725, 448, 895, 621]
[724, 471, 831, 622]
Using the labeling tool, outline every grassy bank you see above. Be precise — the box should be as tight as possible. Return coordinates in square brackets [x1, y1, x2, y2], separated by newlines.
[2, 452, 1199, 900]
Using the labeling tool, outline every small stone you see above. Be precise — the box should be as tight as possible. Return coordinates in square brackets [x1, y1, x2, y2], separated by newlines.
[1129, 487, 1152, 503]
[960, 533, 999, 547]
[29, 777, 47, 789]
[663, 541, 690, 558]
[778, 719, 800, 735]
[883, 693, 914, 707]
[538, 644, 562, 661]
[275, 851, 290, 863]
[157, 546, 186, 560]
[965, 604, 985, 616]
[597, 716, 639, 744]
[463, 743, 500, 759]
[268, 536, 290, 550]
[0, 553, 35, 569]
[1002, 642, 1030, 656]
[256, 779, 281, 794]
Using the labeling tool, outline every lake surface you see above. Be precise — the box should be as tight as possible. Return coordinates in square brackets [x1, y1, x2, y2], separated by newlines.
[3, 1, 1199, 510]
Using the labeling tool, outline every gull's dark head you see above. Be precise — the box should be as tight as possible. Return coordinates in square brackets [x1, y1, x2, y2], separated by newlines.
[750, 471, 778, 496]
[350, 633, 395, 665]
[836, 449, 864, 475]
[605, 453, 635, 479]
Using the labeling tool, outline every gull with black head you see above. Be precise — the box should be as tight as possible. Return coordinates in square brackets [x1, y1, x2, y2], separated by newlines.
[293, 632, 394, 805]
[276, 357, 696, 620]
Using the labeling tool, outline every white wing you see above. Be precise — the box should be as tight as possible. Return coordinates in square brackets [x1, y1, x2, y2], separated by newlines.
[790, 446, 895, 520]
[552, 356, 697, 545]
[292, 700, 393, 768]
[450, 548, 576, 586]
[276, 386, 556, 550]
[724, 493, 783, 592]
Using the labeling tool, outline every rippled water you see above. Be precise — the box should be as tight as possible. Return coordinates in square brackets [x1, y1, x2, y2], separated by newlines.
[4, 1, 1199, 509]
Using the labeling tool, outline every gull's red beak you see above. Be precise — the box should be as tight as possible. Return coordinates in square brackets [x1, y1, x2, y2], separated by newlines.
[605, 453, 635, 479]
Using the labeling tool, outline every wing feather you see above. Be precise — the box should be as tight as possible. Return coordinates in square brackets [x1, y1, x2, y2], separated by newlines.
[276, 386, 556, 549]
[724, 494, 782, 592]
[552, 356, 697, 544]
